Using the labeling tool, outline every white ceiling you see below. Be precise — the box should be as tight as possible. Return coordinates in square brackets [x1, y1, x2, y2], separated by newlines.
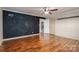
[2, 7, 79, 18]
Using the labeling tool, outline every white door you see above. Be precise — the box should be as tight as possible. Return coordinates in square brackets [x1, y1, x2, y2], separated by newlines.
[40, 19, 49, 33]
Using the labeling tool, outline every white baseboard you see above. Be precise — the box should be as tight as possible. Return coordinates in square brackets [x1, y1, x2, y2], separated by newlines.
[55, 34, 79, 40]
[3, 33, 39, 41]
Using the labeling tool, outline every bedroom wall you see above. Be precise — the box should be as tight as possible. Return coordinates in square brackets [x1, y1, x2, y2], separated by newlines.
[55, 9, 79, 40]
[3, 10, 40, 39]
[0, 8, 3, 45]
[55, 17, 79, 40]
[49, 17, 55, 34]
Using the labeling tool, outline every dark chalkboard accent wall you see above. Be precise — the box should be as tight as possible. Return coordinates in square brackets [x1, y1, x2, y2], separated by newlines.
[3, 10, 40, 39]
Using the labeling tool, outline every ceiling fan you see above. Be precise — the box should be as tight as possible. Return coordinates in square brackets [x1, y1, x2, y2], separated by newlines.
[43, 7, 58, 14]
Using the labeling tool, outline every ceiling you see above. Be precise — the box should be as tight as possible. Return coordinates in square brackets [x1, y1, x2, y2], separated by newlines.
[2, 7, 79, 18]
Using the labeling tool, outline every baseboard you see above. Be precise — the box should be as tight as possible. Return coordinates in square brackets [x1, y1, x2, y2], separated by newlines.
[49, 34, 79, 40]
[54, 34, 79, 40]
[3, 33, 39, 41]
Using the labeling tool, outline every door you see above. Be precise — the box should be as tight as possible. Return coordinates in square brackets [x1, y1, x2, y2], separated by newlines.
[41, 22, 44, 33]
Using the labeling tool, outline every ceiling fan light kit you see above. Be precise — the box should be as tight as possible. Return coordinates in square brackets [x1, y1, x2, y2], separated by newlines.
[44, 11, 49, 14]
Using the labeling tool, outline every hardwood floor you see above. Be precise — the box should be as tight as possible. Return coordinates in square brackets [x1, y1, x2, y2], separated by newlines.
[0, 33, 79, 52]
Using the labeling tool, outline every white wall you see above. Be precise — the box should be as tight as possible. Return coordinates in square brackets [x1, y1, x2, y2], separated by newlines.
[0, 8, 3, 45]
[55, 17, 79, 40]
[49, 17, 55, 34]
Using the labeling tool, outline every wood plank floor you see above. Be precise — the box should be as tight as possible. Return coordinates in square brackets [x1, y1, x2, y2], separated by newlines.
[0, 33, 79, 52]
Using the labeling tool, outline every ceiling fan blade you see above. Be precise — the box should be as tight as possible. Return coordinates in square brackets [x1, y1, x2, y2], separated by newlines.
[49, 9, 58, 11]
